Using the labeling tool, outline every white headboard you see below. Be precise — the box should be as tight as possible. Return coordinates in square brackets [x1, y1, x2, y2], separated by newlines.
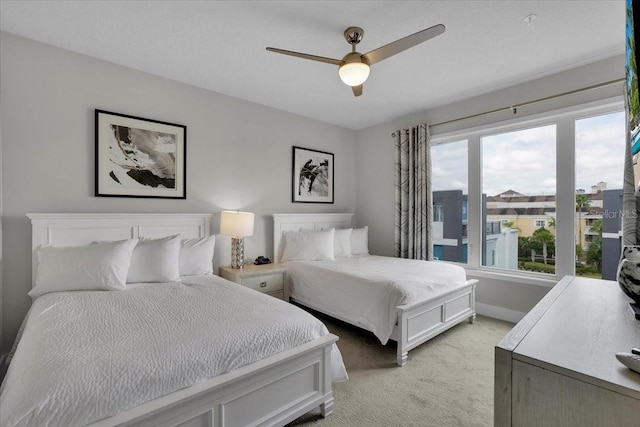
[27, 213, 213, 286]
[272, 213, 354, 263]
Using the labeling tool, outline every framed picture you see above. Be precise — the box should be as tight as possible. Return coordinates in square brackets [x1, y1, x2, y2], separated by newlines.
[95, 109, 186, 199]
[292, 146, 334, 203]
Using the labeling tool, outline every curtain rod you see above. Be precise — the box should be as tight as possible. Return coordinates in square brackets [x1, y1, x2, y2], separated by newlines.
[427, 78, 626, 129]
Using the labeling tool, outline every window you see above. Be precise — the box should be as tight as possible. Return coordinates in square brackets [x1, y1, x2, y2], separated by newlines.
[430, 98, 624, 281]
[482, 124, 557, 274]
[574, 111, 625, 279]
[433, 204, 444, 222]
[431, 139, 468, 263]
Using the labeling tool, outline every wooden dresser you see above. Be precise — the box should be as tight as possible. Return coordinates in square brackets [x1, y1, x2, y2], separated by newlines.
[495, 275, 640, 427]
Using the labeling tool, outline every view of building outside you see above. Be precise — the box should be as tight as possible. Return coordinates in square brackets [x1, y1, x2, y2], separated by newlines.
[430, 110, 625, 279]
[482, 124, 557, 274]
[575, 111, 626, 279]
[431, 139, 468, 263]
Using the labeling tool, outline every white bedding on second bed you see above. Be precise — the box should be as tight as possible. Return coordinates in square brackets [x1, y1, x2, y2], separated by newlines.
[284, 255, 468, 344]
[0, 275, 347, 427]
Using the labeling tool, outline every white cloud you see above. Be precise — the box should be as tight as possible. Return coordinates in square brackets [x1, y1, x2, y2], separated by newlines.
[431, 111, 626, 197]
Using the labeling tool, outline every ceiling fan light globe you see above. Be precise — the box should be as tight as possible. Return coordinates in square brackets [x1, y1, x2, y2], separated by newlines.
[338, 62, 370, 86]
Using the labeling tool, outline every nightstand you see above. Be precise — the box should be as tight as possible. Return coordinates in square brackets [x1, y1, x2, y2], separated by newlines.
[219, 263, 288, 301]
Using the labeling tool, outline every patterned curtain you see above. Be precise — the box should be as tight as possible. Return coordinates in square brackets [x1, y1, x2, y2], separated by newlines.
[394, 123, 432, 260]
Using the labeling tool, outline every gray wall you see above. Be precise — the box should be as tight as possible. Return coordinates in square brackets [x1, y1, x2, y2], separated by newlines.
[355, 55, 625, 318]
[0, 32, 357, 353]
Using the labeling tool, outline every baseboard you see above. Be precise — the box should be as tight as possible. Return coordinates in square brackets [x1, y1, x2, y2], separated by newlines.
[475, 302, 526, 324]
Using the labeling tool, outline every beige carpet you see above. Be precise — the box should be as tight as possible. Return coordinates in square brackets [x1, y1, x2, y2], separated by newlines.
[288, 311, 513, 427]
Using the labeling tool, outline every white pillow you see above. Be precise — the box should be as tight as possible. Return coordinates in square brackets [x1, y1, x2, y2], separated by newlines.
[127, 235, 181, 283]
[29, 239, 139, 299]
[351, 226, 369, 255]
[281, 228, 335, 263]
[179, 236, 215, 275]
[334, 228, 353, 258]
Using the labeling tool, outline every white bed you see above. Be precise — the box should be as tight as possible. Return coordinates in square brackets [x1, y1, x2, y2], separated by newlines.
[273, 213, 477, 367]
[0, 213, 346, 427]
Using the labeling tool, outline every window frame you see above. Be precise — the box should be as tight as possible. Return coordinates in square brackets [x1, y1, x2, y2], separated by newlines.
[430, 96, 624, 287]
[535, 219, 546, 228]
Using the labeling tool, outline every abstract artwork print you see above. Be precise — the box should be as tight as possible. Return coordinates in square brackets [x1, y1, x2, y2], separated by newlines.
[95, 110, 186, 199]
[292, 146, 334, 203]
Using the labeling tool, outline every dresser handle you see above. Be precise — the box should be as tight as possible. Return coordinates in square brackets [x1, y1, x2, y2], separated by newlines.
[260, 281, 267, 288]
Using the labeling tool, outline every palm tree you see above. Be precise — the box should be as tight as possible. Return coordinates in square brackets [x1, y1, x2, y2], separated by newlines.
[588, 218, 603, 236]
[575, 194, 590, 258]
[504, 220, 521, 233]
[532, 227, 554, 265]
[586, 219, 603, 272]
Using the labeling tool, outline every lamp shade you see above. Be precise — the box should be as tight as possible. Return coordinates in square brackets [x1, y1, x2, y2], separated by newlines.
[338, 62, 370, 86]
[220, 211, 254, 237]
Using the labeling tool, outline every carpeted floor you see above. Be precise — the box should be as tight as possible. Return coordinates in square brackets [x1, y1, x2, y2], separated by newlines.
[288, 311, 514, 427]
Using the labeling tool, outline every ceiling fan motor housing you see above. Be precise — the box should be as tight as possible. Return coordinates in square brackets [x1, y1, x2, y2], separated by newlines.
[342, 51, 368, 65]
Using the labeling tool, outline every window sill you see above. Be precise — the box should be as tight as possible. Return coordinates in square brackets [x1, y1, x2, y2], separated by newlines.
[464, 267, 559, 288]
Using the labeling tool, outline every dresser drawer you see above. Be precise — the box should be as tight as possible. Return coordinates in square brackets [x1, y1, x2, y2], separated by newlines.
[240, 273, 284, 293]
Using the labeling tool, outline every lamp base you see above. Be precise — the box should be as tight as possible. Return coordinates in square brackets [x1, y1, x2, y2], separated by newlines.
[231, 237, 245, 269]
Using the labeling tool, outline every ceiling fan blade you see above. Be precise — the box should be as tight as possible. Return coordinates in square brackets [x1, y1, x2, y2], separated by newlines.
[362, 24, 445, 65]
[266, 47, 343, 66]
[352, 84, 363, 97]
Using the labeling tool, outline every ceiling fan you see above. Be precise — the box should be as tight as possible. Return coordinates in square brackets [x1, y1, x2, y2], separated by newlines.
[266, 24, 445, 97]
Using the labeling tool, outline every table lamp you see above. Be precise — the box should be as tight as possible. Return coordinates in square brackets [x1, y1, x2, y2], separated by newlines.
[220, 210, 254, 269]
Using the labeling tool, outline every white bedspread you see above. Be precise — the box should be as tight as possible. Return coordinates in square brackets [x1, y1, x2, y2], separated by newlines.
[0, 275, 347, 427]
[285, 255, 468, 344]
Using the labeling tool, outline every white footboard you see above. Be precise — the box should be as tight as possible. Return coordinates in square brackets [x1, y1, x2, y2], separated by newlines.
[391, 280, 477, 366]
[87, 334, 338, 427]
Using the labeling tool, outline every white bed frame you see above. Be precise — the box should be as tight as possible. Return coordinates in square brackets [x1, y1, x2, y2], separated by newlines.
[27, 213, 337, 427]
[273, 213, 477, 367]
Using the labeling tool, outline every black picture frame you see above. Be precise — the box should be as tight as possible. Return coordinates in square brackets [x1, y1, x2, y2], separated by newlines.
[292, 146, 334, 203]
[95, 109, 186, 199]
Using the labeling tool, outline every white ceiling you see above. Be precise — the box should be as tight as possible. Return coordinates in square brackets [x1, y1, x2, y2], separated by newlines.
[0, 1, 625, 130]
